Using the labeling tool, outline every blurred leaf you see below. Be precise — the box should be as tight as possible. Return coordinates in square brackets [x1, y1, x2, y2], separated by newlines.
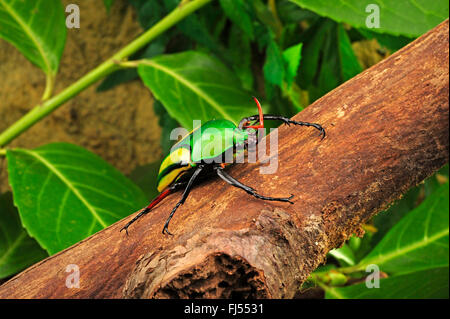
[438, 163, 449, 178]
[281, 82, 306, 112]
[0, 192, 48, 279]
[140, 0, 164, 29]
[96, 68, 139, 92]
[137, 51, 255, 130]
[0, 0, 66, 75]
[329, 243, 356, 267]
[297, 19, 361, 102]
[358, 184, 422, 259]
[326, 267, 449, 299]
[289, 0, 449, 37]
[128, 161, 162, 200]
[424, 165, 449, 196]
[282, 42, 302, 87]
[227, 24, 254, 91]
[164, 0, 221, 55]
[97, 38, 167, 92]
[219, 0, 254, 39]
[338, 25, 363, 81]
[277, 0, 318, 24]
[263, 38, 285, 87]
[153, 99, 180, 156]
[357, 28, 412, 52]
[356, 183, 449, 275]
[7, 143, 147, 254]
[327, 270, 348, 286]
[103, 0, 114, 13]
[251, 0, 281, 37]
[348, 236, 361, 252]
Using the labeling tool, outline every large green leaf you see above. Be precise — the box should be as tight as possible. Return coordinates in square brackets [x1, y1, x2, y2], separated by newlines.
[0, 0, 66, 75]
[326, 267, 449, 299]
[357, 183, 449, 275]
[137, 51, 256, 130]
[289, 0, 449, 38]
[0, 192, 47, 278]
[7, 143, 148, 255]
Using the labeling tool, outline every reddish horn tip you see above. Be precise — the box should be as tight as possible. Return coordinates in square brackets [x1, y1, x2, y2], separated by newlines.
[245, 97, 264, 129]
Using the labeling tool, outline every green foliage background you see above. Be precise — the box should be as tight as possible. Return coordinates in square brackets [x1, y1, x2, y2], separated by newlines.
[0, 0, 448, 298]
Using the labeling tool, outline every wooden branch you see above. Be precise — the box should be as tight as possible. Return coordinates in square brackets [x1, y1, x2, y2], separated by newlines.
[0, 20, 448, 299]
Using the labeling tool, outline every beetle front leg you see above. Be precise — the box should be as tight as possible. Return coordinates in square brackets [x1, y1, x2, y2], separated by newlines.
[215, 166, 294, 204]
[239, 114, 326, 139]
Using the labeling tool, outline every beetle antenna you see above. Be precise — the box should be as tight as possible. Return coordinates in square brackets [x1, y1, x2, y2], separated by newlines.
[244, 97, 264, 129]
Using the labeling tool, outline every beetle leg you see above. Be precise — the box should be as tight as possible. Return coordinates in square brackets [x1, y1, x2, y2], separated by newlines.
[239, 114, 326, 140]
[215, 166, 294, 204]
[120, 182, 188, 235]
[162, 165, 204, 235]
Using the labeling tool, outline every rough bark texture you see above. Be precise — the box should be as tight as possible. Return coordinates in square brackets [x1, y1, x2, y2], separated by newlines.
[0, 20, 448, 299]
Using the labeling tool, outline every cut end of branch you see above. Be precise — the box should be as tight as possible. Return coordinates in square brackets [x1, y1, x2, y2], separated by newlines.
[128, 253, 269, 299]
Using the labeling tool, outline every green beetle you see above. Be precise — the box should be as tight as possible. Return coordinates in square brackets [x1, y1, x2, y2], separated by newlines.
[121, 97, 325, 235]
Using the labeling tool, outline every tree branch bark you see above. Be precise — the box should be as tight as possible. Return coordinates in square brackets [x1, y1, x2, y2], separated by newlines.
[0, 20, 448, 299]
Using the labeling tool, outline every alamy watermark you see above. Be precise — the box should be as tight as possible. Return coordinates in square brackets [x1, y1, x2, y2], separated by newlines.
[65, 264, 80, 288]
[365, 4, 380, 29]
[365, 264, 380, 288]
[65, 4, 80, 29]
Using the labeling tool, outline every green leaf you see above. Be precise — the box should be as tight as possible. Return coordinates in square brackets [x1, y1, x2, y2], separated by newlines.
[326, 267, 449, 299]
[289, 0, 449, 38]
[338, 25, 362, 81]
[357, 28, 412, 52]
[0, 192, 48, 278]
[164, 0, 222, 54]
[103, 0, 114, 13]
[329, 243, 356, 267]
[0, 0, 66, 75]
[128, 161, 162, 200]
[357, 183, 449, 275]
[228, 24, 254, 91]
[297, 19, 361, 102]
[136, 0, 164, 29]
[97, 38, 167, 92]
[354, 184, 421, 261]
[282, 42, 303, 87]
[153, 99, 180, 157]
[277, 0, 318, 24]
[219, 0, 254, 40]
[251, 0, 281, 37]
[263, 38, 285, 87]
[137, 51, 256, 130]
[6, 143, 148, 255]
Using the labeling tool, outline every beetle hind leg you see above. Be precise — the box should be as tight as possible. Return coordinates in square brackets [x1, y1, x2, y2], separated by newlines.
[162, 165, 204, 235]
[215, 166, 294, 204]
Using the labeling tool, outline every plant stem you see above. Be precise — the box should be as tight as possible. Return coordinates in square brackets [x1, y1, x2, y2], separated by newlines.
[41, 73, 55, 101]
[0, 0, 213, 148]
[337, 264, 365, 274]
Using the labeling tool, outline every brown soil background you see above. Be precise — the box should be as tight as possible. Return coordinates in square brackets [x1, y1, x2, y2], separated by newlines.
[0, 0, 162, 193]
